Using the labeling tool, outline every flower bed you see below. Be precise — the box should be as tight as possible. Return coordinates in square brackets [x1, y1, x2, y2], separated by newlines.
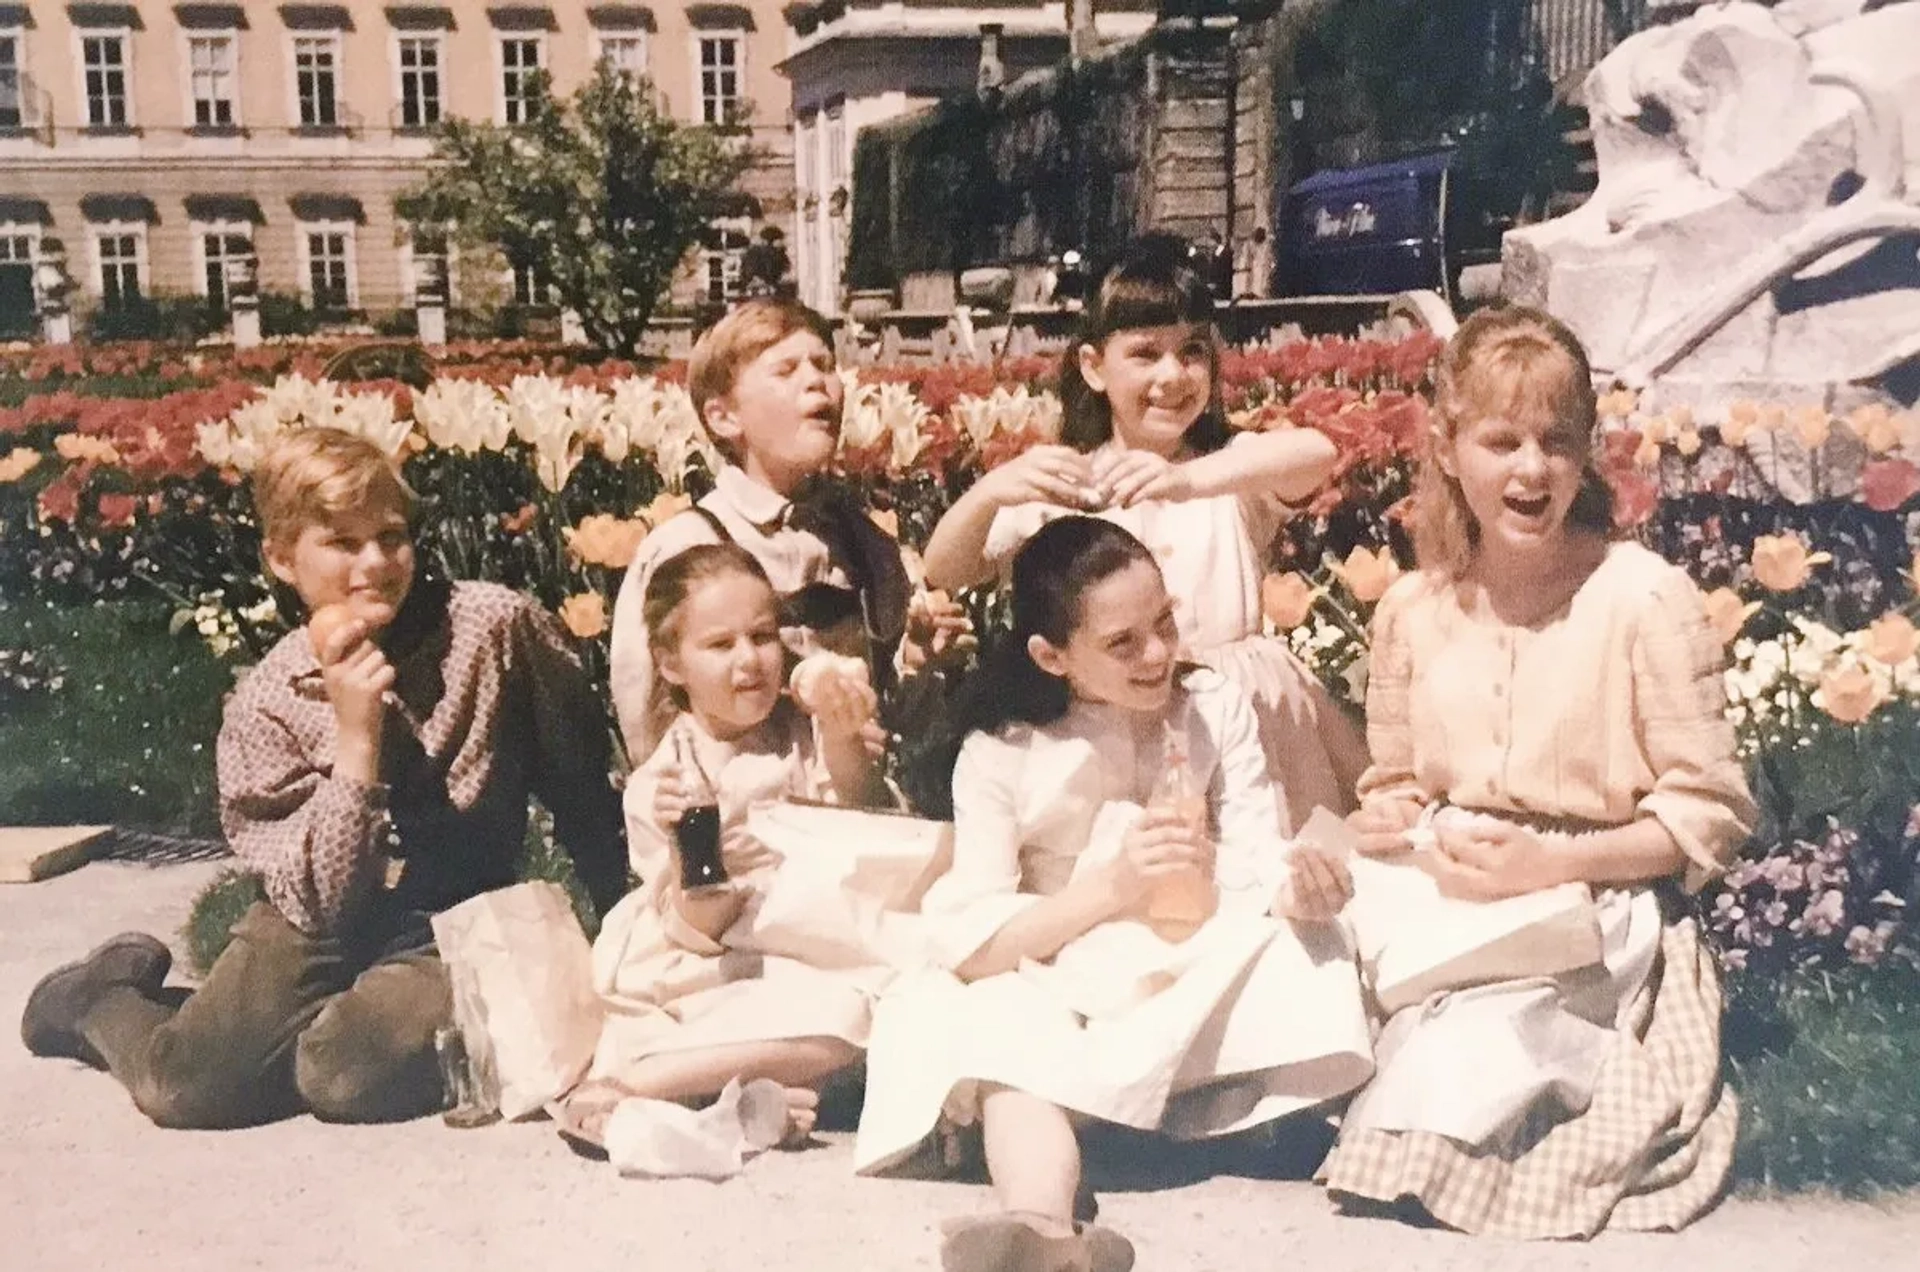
[2, 335, 1917, 989]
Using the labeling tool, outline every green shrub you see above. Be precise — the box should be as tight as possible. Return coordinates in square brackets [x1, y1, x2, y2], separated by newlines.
[183, 868, 267, 974]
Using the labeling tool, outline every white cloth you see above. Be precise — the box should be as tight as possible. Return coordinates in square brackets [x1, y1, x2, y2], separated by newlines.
[853, 672, 1374, 1174]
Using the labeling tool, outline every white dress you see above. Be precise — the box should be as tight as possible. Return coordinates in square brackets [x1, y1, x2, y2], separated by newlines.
[984, 435, 1369, 833]
[853, 670, 1374, 1174]
[587, 705, 874, 1082]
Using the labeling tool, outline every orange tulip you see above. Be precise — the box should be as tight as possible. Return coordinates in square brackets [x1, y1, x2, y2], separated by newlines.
[1333, 546, 1401, 603]
[1863, 613, 1920, 666]
[0, 447, 41, 482]
[640, 489, 693, 528]
[1722, 400, 1761, 448]
[53, 433, 121, 465]
[1818, 664, 1886, 724]
[1791, 404, 1831, 448]
[1673, 425, 1703, 457]
[564, 515, 649, 570]
[558, 592, 608, 640]
[1701, 588, 1761, 645]
[1260, 572, 1317, 629]
[1849, 404, 1902, 455]
[1750, 533, 1831, 592]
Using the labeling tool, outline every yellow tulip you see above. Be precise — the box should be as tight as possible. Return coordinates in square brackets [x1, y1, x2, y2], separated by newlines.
[1862, 613, 1920, 666]
[558, 592, 608, 640]
[1818, 663, 1887, 724]
[1332, 546, 1401, 604]
[1750, 533, 1832, 592]
[1260, 572, 1318, 629]
[1700, 588, 1761, 645]
[1673, 425, 1703, 457]
[1757, 404, 1788, 434]
[53, 433, 121, 465]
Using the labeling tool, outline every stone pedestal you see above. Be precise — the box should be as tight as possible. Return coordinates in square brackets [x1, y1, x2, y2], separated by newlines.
[560, 309, 588, 346]
[230, 298, 261, 350]
[417, 302, 447, 348]
[41, 309, 72, 345]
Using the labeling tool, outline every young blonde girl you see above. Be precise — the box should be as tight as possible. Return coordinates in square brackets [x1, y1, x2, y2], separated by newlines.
[857, 516, 1373, 1272]
[1319, 307, 1756, 1237]
[922, 237, 1366, 833]
[572, 544, 890, 1145]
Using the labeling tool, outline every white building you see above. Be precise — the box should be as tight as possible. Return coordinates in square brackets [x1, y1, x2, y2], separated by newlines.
[780, 0, 1155, 314]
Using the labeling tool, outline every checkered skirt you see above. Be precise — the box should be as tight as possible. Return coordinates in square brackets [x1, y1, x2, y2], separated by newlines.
[1321, 916, 1737, 1238]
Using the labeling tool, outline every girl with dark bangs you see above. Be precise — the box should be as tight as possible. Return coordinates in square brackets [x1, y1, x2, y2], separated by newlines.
[923, 235, 1368, 835]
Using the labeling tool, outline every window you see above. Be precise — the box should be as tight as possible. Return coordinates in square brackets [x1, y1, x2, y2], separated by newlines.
[701, 221, 749, 304]
[188, 35, 236, 128]
[596, 34, 646, 81]
[301, 226, 353, 309]
[294, 37, 339, 128]
[500, 38, 542, 125]
[95, 229, 143, 307]
[1, 34, 22, 129]
[0, 227, 34, 336]
[511, 255, 555, 307]
[397, 37, 442, 128]
[403, 227, 451, 304]
[795, 113, 815, 197]
[82, 35, 129, 128]
[825, 103, 847, 189]
[197, 227, 252, 310]
[696, 36, 741, 125]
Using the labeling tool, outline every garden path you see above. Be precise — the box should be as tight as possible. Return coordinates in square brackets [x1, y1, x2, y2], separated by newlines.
[6, 862, 1919, 1271]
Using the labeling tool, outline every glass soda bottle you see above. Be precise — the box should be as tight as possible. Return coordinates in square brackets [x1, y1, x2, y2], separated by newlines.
[1145, 724, 1218, 937]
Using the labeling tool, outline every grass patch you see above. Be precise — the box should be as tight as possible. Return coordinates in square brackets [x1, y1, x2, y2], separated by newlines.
[0, 600, 226, 835]
[1727, 962, 1920, 1197]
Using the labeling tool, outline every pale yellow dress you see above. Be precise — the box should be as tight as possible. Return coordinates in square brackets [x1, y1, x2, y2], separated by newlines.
[587, 704, 875, 1082]
[1320, 541, 1757, 1237]
[984, 435, 1369, 833]
[853, 670, 1374, 1175]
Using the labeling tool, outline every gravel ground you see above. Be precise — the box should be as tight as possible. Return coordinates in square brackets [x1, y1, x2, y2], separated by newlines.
[7, 861, 1919, 1272]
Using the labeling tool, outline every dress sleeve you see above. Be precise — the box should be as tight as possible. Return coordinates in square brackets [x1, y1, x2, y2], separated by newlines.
[1227, 431, 1296, 557]
[216, 695, 388, 937]
[1629, 567, 1758, 891]
[1201, 678, 1295, 917]
[918, 730, 1039, 967]
[1353, 576, 1429, 809]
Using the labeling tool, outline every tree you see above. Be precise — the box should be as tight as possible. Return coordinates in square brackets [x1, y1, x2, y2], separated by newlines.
[398, 65, 755, 354]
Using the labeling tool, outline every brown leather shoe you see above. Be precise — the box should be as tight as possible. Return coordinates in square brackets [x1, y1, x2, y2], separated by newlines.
[20, 933, 172, 1066]
[940, 1213, 1135, 1272]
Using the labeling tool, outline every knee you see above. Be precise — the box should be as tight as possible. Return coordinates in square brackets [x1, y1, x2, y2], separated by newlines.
[131, 1066, 244, 1130]
[294, 1005, 442, 1124]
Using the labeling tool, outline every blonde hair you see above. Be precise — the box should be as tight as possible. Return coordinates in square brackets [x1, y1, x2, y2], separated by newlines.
[1410, 305, 1614, 576]
[251, 427, 416, 550]
[687, 297, 834, 422]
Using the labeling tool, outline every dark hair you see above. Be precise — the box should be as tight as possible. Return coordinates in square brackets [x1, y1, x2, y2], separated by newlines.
[642, 543, 776, 721]
[957, 516, 1161, 738]
[1058, 234, 1230, 455]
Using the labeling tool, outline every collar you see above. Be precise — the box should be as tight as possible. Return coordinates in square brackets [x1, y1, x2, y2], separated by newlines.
[713, 464, 793, 531]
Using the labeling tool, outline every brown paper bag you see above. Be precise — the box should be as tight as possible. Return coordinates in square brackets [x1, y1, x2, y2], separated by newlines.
[430, 882, 604, 1121]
